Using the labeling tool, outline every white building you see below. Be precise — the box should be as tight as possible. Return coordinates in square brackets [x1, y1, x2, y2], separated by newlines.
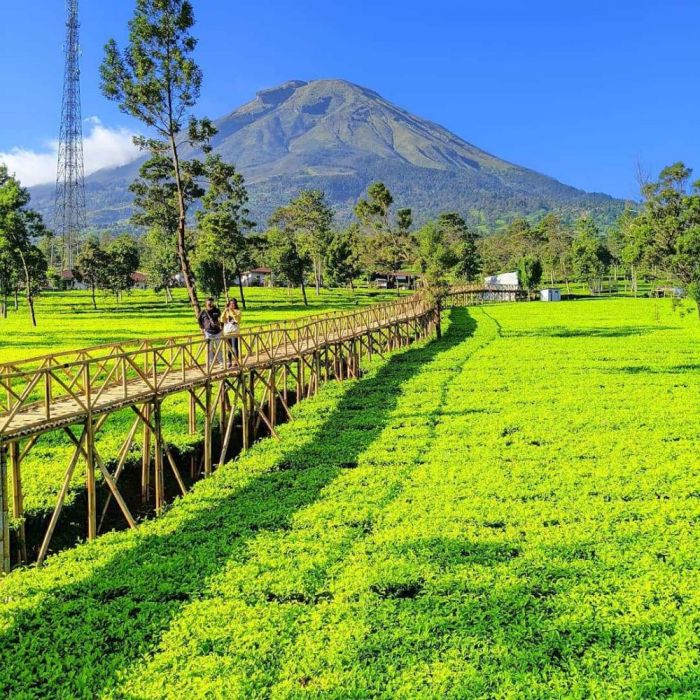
[131, 272, 148, 290]
[484, 271, 519, 288]
[540, 288, 562, 302]
[241, 267, 273, 287]
[61, 269, 88, 290]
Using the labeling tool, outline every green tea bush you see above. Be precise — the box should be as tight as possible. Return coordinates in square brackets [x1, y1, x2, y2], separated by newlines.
[2, 298, 700, 698]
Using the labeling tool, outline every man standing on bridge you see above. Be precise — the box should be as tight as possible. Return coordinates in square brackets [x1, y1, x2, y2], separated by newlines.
[199, 297, 223, 366]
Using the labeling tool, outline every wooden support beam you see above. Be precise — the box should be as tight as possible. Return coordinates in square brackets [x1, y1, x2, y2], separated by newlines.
[188, 390, 197, 435]
[153, 401, 165, 513]
[0, 445, 9, 574]
[248, 371, 256, 441]
[95, 459, 137, 530]
[241, 375, 250, 451]
[269, 367, 277, 430]
[141, 403, 151, 504]
[9, 441, 26, 564]
[85, 417, 97, 541]
[313, 352, 320, 396]
[245, 374, 280, 441]
[203, 382, 212, 476]
[218, 391, 238, 467]
[220, 379, 228, 436]
[164, 448, 187, 498]
[282, 363, 289, 405]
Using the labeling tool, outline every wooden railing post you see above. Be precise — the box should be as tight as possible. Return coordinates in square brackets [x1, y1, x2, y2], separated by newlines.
[0, 444, 9, 574]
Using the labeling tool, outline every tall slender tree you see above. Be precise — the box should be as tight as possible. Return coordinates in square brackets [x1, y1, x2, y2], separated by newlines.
[75, 236, 109, 309]
[265, 226, 312, 305]
[355, 182, 414, 291]
[141, 226, 179, 302]
[269, 190, 333, 296]
[100, 0, 215, 318]
[0, 242, 16, 318]
[437, 212, 481, 282]
[196, 155, 254, 308]
[571, 218, 609, 294]
[325, 225, 360, 290]
[0, 165, 49, 326]
[104, 235, 141, 301]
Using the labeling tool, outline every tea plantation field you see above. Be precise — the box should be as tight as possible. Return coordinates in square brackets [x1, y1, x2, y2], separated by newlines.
[2, 298, 700, 698]
[0, 288, 400, 520]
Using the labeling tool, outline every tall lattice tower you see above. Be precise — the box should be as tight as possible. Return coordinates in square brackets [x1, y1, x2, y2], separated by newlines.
[54, 0, 87, 271]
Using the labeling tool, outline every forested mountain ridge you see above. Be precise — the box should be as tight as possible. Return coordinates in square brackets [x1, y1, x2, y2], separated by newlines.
[29, 79, 625, 230]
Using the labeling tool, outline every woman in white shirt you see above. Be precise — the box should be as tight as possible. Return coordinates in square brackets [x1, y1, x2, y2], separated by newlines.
[222, 298, 242, 365]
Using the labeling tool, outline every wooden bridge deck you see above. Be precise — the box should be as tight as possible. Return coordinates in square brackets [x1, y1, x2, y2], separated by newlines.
[0, 303, 425, 442]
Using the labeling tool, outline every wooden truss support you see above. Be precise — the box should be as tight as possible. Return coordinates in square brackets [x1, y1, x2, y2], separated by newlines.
[188, 390, 197, 435]
[153, 401, 165, 513]
[85, 416, 97, 541]
[129, 404, 187, 511]
[141, 403, 151, 504]
[9, 441, 26, 564]
[204, 382, 212, 476]
[0, 444, 9, 574]
[269, 367, 277, 431]
[241, 375, 250, 452]
[218, 378, 242, 468]
[246, 370, 280, 442]
[98, 415, 141, 532]
[36, 425, 87, 565]
[63, 428, 137, 533]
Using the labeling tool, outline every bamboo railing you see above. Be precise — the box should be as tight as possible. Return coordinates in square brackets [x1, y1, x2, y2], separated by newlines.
[0, 293, 435, 442]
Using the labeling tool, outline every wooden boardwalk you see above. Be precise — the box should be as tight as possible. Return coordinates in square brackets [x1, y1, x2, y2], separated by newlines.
[0, 287, 519, 572]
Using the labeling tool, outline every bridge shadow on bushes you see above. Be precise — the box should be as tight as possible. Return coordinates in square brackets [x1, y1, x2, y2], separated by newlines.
[0, 309, 476, 697]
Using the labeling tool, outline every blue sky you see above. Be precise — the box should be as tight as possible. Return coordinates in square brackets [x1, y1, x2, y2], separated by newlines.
[0, 0, 698, 199]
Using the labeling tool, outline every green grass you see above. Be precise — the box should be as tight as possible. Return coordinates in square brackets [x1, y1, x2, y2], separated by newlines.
[0, 287, 403, 521]
[2, 297, 700, 697]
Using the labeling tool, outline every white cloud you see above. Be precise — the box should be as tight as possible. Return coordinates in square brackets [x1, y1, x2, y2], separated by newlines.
[0, 117, 141, 187]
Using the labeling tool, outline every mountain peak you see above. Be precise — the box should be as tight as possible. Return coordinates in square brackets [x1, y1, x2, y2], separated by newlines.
[255, 80, 307, 106]
[29, 78, 623, 230]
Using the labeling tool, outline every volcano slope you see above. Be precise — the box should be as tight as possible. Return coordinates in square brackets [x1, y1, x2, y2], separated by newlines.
[1, 299, 700, 698]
